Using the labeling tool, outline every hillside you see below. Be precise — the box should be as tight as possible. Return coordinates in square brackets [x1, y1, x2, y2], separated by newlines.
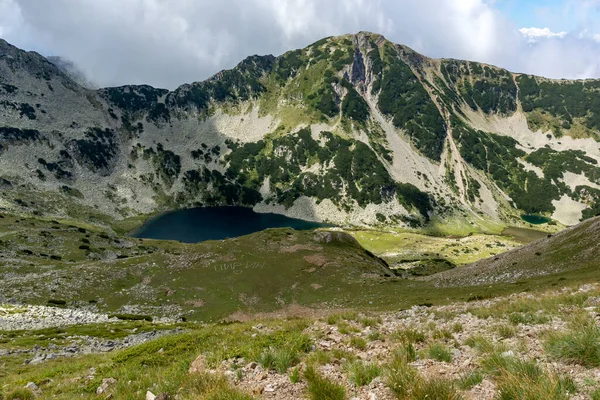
[429, 215, 600, 287]
[1, 32, 599, 231]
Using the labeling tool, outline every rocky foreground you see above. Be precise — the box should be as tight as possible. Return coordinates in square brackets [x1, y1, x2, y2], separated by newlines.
[2, 284, 600, 399]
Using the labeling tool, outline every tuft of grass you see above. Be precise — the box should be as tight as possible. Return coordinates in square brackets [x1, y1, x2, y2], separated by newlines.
[368, 331, 382, 341]
[385, 350, 462, 399]
[304, 364, 346, 400]
[6, 388, 35, 400]
[273, 348, 300, 373]
[331, 348, 357, 363]
[385, 353, 419, 398]
[350, 336, 367, 350]
[360, 316, 382, 327]
[289, 367, 300, 384]
[344, 360, 381, 386]
[258, 348, 300, 373]
[392, 328, 426, 344]
[451, 322, 463, 333]
[592, 387, 600, 400]
[306, 350, 333, 366]
[465, 334, 507, 354]
[496, 324, 517, 339]
[459, 369, 484, 389]
[426, 342, 453, 363]
[185, 372, 255, 400]
[257, 350, 276, 370]
[482, 354, 575, 399]
[508, 312, 550, 325]
[433, 328, 453, 340]
[544, 313, 600, 367]
[411, 377, 463, 400]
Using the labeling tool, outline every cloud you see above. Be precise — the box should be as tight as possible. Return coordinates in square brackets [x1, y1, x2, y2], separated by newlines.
[519, 27, 568, 43]
[0, 0, 599, 88]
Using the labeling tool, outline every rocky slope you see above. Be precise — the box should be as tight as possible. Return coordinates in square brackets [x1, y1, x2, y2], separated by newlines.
[3, 284, 600, 399]
[0, 32, 599, 228]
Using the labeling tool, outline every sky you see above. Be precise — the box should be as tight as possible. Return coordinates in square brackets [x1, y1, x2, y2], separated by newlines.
[1, 0, 600, 89]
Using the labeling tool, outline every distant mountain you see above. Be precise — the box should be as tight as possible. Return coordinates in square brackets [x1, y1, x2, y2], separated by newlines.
[47, 56, 97, 89]
[0, 33, 599, 228]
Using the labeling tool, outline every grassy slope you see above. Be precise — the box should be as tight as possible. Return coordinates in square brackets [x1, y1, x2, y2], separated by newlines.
[3, 284, 600, 399]
[1, 211, 599, 324]
[429, 215, 600, 287]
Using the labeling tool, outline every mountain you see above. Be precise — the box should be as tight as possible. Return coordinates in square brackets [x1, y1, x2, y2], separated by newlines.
[47, 56, 97, 89]
[1, 33, 599, 229]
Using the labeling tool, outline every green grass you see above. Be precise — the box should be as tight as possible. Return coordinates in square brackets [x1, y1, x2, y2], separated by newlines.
[482, 354, 575, 399]
[305, 350, 333, 366]
[385, 351, 419, 398]
[426, 343, 453, 363]
[545, 313, 600, 367]
[349, 336, 367, 350]
[384, 349, 462, 399]
[0, 319, 309, 398]
[344, 360, 381, 386]
[496, 324, 517, 339]
[2, 211, 599, 326]
[5, 388, 35, 400]
[304, 364, 346, 400]
[392, 328, 426, 344]
[458, 370, 484, 389]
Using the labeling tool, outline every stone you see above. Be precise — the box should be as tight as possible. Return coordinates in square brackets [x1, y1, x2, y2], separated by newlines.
[25, 382, 39, 391]
[96, 377, 117, 394]
[146, 391, 156, 400]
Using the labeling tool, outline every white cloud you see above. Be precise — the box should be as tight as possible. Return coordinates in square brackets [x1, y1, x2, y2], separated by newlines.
[519, 27, 568, 43]
[0, 0, 599, 88]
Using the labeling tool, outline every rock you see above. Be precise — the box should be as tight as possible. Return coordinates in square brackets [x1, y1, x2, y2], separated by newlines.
[96, 377, 116, 394]
[156, 394, 171, 400]
[146, 391, 156, 400]
[501, 351, 515, 358]
[264, 384, 275, 392]
[25, 381, 39, 391]
[189, 355, 207, 374]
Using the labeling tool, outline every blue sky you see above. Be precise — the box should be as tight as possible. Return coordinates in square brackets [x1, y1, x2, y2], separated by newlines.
[497, 0, 600, 32]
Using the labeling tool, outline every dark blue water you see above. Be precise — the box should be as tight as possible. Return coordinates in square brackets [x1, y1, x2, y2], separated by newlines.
[131, 207, 329, 243]
[521, 214, 552, 225]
